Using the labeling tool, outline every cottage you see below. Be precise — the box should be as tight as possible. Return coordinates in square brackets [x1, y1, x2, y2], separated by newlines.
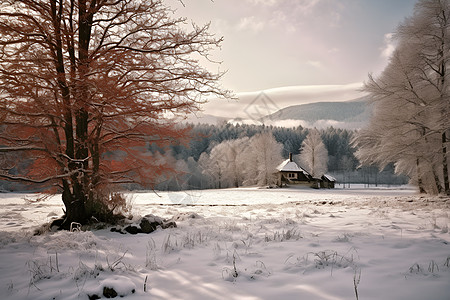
[320, 174, 336, 189]
[276, 153, 312, 187]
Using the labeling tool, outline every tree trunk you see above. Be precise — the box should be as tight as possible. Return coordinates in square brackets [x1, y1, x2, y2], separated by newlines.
[416, 158, 426, 194]
[432, 166, 443, 194]
[438, 13, 449, 194]
[60, 180, 88, 229]
[443, 131, 450, 194]
[59, 0, 92, 227]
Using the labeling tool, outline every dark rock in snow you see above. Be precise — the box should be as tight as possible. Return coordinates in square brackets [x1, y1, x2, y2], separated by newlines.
[163, 221, 177, 229]
[139, 215, 162, 233]
[112, 214, 176, 234]
[49, 217, 65, 229]
[110, 227, 125, 234]
[88, 294, 101, 300]
[140, 214, 177, 233]
[103, 286, 118, 298]
[124, 225, 140, 235]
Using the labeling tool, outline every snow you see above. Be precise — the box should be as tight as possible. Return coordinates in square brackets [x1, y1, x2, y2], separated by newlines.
[84, 275, 136, 297]
[276, 159, 309, 174]
[0, 185, 449, 300]
[323, 174, 336, 181]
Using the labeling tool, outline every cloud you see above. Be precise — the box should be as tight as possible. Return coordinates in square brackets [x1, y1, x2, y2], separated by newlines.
[210, 18, 231, 35]
[246, 0, 279, 6]
[328, 47, 339, 54]
[246, 0, 322, 13]
[307, 60, 323, 68]
[381, 33, 396, 58]
[329, 10, 342, 28]
[291, 0, 343, 28]
[202, 83, 365, 120]
[237, 16, 265, 32]
[246, 0, 335, 22]
[293, 0, 321, 15]
[260, 83, 364, 111]
[227, 118, 366, 130]
[263, 119, 309, 128]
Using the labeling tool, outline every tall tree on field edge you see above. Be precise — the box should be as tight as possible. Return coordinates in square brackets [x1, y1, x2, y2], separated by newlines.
[0, 0, 230, 228]
[354, 0, 450, 195]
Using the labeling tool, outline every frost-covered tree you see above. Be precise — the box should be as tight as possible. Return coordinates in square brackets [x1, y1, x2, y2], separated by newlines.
[204, 145, 227, 189]
[201, 138, 249, 188]
[243, 132, 283, 186]
[354, 0, 450, 194]
[222, 138, 249, 187]
[299, 129, 328, 178]
[186, 156, 206, 189]
[198, 152, 215, 188]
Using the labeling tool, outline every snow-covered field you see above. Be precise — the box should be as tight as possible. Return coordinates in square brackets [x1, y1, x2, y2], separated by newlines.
[0, 185, 449, 300]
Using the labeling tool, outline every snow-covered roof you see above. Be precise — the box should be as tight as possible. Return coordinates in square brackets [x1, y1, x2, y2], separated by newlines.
[322, 174, 336, 181]
[277, 159, 310, 175]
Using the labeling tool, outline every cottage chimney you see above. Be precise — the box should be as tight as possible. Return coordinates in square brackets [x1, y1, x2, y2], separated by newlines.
[289, 153, 293, 162]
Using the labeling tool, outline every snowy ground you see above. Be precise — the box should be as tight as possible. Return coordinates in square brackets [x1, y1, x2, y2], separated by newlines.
[0, 185, 449, 300]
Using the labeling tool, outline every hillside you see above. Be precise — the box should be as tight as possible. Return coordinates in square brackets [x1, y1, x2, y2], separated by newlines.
[263, 96, 371, 124]
[185, 96, 373, 129]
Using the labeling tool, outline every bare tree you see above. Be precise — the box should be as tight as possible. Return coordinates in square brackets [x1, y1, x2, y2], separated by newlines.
[0, 0, 229, 227]
[299, 129, 328, 178]
[354, 0, 450, 194]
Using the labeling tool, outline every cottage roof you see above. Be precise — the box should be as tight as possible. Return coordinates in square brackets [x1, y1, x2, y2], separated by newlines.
[277, 159, 310, 175]
[322, 174, 336, 182]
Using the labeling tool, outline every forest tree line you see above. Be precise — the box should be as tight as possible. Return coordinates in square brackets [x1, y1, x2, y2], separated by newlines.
[0, 122, 406, 192]
[151, 123, 407, 191]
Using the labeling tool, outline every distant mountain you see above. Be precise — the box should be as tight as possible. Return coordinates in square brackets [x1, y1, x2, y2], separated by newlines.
[183, 96, 372, 129]
[184, 113, 228, 125]
[262, 96, 372, 128]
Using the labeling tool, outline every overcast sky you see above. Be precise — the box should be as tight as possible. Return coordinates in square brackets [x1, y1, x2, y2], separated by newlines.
[167, 0, 417, 118]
